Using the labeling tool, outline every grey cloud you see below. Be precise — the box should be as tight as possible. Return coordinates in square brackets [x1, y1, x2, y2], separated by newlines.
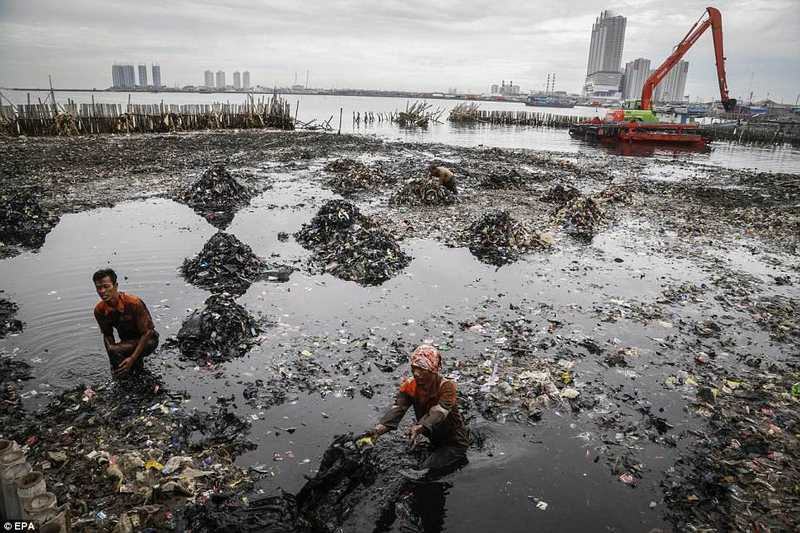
[0, 0, 797, 101]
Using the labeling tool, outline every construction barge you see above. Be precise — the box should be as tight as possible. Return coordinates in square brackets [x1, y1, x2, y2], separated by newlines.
[569, 119, 706, 146]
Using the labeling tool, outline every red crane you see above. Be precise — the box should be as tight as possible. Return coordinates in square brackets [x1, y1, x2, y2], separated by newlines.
[641, 6, 736, 112]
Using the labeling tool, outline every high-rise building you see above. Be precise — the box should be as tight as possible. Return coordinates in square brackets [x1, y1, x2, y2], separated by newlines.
[204, 70, 214, 88]
[242, 71, 250, 89]
[151, 65, 161, 88]
[233, 71, 241, 90]
[111, 64, 136, 89]
[111, 64, 138, 88]
[622, 58, 651, 100]
[138, 64, 148, 87]
[654, 60, 689, 102]
[112, 65, 123, 88]
[583, 10, 626, 100]
[216, 70, 226, 89]
[123, 65, 136, 88]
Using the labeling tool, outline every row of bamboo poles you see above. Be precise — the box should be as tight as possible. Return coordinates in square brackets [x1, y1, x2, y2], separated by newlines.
[700, 122, 800, 146]
[0, 92, 295, 136]
[448, 102, 580, 128]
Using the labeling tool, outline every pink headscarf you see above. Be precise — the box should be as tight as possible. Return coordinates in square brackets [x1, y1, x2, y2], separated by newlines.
[410, 344, 441, 374]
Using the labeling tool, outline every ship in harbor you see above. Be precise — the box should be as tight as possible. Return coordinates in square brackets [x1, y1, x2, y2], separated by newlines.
[525, 93, 576, 108]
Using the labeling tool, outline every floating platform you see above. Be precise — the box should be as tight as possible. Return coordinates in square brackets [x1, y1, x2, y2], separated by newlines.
[569, 121, 707, 146]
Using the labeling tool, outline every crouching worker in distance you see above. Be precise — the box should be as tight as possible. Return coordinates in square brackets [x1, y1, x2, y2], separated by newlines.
[92, 268, 159, 377]
[429, 166, 457, 195]
[363, 344, 469, 480]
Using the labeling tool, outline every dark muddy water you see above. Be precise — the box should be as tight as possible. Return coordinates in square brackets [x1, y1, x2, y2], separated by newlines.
[1, 168, 797, 531]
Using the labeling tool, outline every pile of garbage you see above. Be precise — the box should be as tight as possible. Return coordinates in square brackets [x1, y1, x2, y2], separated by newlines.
[181, 232, 277, 296]
[179, 165, 254, 229]
[541, 184, 580, 205]
[0, 297, 23, 338]
[0, 185, 58, 251]
[391, 178, 457, 206]
[295, 200, 368, 247]
[3, 378, 255, 532]
[595, 183, 635, 205]
[663, 371, 800, 532]
[463, 211, 553, 266]
[480, 167, 528, 190]
[556, 195, 607, 240]
[323, 158, 388, 195]
[175, 294, 264, 362]
[296, 200, 411, 285]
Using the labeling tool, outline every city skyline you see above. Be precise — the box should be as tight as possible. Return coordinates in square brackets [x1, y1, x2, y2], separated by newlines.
[1, 1, 798, 102]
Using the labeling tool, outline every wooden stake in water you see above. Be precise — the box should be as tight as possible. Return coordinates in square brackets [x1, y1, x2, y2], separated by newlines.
[338, 107, 343, 135]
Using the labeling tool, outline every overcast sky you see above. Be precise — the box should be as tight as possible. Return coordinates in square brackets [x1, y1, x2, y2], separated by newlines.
[1, 0, 798, 102]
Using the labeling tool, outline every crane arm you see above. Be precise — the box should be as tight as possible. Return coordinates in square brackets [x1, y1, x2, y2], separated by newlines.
[640, 7, 735, 111]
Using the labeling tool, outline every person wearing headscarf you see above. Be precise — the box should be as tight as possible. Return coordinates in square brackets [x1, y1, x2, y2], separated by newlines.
[365, 344, 469, 479]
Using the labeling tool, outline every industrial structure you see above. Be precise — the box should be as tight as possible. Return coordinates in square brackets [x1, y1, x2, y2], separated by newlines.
[204, 70, 214, 88]
[215, 70, 225, 89]
[233, 71, 241, 90]
[243, 71, 250, 90]
[490, 80, 520, 96]
[583, 10, 627, 102]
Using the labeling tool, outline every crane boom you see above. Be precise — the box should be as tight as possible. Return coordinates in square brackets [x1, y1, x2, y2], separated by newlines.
[640, 6, 735, 111]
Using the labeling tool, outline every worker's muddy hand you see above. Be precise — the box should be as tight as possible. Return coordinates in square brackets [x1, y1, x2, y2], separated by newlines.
[113, 356, 136, 376]
[408, 424, 426, 448]
[355, 424, 388, 446]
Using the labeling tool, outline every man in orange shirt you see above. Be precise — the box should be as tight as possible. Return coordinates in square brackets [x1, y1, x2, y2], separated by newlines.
[366, 344, 469, 480]
[92, 268, 158, 376]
